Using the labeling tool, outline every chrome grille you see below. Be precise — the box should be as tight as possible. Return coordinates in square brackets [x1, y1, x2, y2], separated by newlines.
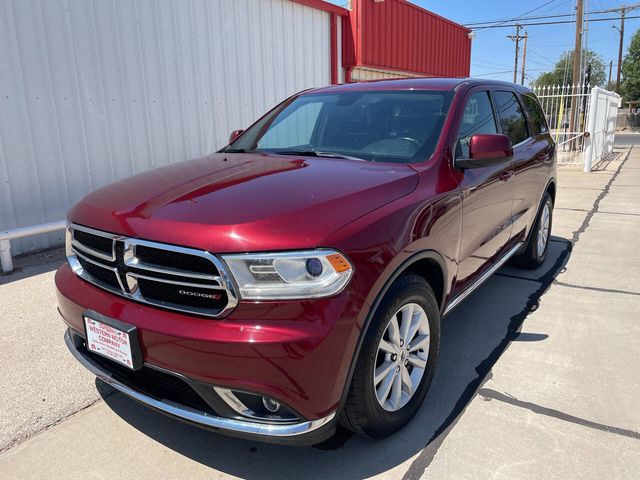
[66, 224, 238, 317]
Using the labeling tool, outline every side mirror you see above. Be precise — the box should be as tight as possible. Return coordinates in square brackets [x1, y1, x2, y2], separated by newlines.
[456, 134, 513, 169]
[229, 129, 244, 144]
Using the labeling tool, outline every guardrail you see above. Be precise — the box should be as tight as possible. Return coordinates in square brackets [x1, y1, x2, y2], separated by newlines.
[0, 220, 65, 273]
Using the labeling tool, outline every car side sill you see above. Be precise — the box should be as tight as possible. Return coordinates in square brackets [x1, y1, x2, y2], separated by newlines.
[64, 330, 335, 438]
[443, 242, 523, 317]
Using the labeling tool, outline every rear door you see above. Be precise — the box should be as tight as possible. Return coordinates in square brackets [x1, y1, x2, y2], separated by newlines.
[513, 92, 555, 243]
[494, 90, 538, 245]
[455, 89, 515, 292]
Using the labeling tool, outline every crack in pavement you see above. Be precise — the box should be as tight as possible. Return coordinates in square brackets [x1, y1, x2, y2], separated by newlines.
[0, 388, 117, 454]
[477, 388, 640, 441]
[553, 280, 640, 297]
[495, 273, 640, 297]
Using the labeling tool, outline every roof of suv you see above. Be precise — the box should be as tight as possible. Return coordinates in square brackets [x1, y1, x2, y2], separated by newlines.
[313, 77, 534, 94]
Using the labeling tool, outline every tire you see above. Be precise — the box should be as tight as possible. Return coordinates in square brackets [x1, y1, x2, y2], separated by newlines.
[516, 192, 553, 269]
[341, 274, 440, 439]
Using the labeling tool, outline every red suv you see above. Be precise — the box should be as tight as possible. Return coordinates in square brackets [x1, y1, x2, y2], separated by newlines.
[57, 78, 555, 445]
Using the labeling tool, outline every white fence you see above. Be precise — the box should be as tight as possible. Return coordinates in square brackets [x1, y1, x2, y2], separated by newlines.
[583, 87, 620, 172]
[532, 84, 620, 171]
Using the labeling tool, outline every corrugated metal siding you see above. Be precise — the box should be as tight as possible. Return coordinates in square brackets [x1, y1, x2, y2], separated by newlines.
[350, 66, 422, 81]
[336, 15, 345, 83]
[0, 0, 331, 255]
[345, 0, 471, 78]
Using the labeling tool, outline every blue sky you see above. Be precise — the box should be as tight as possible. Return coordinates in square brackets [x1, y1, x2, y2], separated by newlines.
[326, 0, 640, 85]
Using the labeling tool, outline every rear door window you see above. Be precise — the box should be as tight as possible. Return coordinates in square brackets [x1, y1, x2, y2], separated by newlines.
[521, 93, 549, 135]
[494, 91, 529, 145]
[456, 91, 498, 159]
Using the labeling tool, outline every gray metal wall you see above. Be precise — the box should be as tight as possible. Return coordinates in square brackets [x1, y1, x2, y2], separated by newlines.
[0, 0, 333, 254]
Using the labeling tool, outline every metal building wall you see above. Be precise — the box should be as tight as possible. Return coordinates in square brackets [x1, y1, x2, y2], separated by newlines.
[343, 0, 471, 79]
[0, 0, 334, 255]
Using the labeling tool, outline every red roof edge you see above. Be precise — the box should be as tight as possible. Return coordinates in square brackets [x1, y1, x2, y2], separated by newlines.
[289, 0, 350, 16]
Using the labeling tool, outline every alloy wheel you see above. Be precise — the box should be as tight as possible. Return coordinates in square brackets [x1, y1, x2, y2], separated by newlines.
[537, 203, 551, 258]
[373, 303, 430, 412]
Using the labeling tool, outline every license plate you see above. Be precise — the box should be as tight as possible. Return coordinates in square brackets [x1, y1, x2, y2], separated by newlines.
[84, 315, 138, 370]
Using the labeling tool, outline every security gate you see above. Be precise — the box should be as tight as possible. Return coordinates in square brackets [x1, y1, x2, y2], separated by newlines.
[532, 84, 620, 171]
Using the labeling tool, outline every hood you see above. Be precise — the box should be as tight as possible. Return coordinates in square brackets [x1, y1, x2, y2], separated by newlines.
[68, 153, 419, 253]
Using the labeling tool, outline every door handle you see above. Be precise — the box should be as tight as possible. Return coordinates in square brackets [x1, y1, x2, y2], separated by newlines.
[499, 170, 514, 181]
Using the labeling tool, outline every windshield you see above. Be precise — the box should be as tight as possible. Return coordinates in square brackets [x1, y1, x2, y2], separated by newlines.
[226, 90, 454, 163]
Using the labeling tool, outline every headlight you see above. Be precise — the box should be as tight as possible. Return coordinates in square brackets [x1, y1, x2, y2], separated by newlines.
[221, 250, 353, 300]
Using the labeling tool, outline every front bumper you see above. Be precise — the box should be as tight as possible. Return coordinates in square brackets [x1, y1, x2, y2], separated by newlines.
[64, 329, 336, 444]
[56, 263, 366, 444]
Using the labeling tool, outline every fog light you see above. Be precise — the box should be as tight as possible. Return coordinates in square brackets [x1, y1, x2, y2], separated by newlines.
[262, 397, 281, 413]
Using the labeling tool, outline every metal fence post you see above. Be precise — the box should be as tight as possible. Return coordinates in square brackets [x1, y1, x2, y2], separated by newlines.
[0, 239, 12, 273]
[584, 86, 600, 172]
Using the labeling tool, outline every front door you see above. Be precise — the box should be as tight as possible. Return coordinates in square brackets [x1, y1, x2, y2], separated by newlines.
[455, 90, 515, 293]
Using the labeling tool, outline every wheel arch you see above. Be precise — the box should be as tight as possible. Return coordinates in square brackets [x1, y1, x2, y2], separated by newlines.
[546, 178, 556, 203]
[338, 249, 448, 416]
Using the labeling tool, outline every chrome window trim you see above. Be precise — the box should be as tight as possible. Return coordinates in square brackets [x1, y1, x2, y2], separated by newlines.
[66, 223, 239, 318]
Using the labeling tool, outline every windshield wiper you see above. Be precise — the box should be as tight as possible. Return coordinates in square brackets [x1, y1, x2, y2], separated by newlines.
[273, 150, 366, 161]
[222, 148, 263, 154]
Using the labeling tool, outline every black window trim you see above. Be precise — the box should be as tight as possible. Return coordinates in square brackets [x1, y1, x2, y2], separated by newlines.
[493, 89, 533, 148]
[454, 88, 501, 162]
[520, 92, 550, 137]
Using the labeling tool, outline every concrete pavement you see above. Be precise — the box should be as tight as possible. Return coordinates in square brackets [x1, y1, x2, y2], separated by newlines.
[0, 145, 638, 479]
[0, 248, 112, 452]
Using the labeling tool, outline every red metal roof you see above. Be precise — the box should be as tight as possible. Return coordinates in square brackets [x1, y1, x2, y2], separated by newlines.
[343, 0, 471, 78]
[289, 0, 349, 16]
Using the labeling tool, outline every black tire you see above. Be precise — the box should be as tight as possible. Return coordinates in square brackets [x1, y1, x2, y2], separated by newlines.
[516, 192, 554, 269]
[340, 274, 440, 439]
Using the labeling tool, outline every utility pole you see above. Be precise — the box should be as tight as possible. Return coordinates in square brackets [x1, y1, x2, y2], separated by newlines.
[616, 8, 626, 93]
[581, 64, 592, 131]
[520, 32, 528, 85]
[569, 0, 584, 147]
[507, 24, 522, 84]
[609, 60, 613, 86]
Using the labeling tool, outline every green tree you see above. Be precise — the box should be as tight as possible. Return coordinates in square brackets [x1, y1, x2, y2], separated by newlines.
[532, 49, 606, 88]
[621, 29, 640, 101]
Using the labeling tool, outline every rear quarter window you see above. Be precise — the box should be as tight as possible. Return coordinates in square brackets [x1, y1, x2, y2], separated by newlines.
[521, 94, 549, 135]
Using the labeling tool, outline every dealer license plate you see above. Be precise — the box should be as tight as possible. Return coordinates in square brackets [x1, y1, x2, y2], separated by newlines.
[84, 316, 135, 369]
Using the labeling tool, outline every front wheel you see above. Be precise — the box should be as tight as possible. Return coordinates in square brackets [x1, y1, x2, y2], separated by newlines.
[516, 192, 553, 269]
[341, 274, 440, 439]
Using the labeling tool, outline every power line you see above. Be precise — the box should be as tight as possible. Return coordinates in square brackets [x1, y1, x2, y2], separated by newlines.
[473, 58, 514, 68]
[527, 48, 556, 64]
[465, 3, 640, 26]
[531, 34, 617, 48]
[525, 57, 555, 67]
[471, 14, 640, 30]
[473, 68, 551, 77]
[467, 0, 562, 30]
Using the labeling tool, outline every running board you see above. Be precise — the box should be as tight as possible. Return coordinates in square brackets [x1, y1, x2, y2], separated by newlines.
[443, 242, 523, 317]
